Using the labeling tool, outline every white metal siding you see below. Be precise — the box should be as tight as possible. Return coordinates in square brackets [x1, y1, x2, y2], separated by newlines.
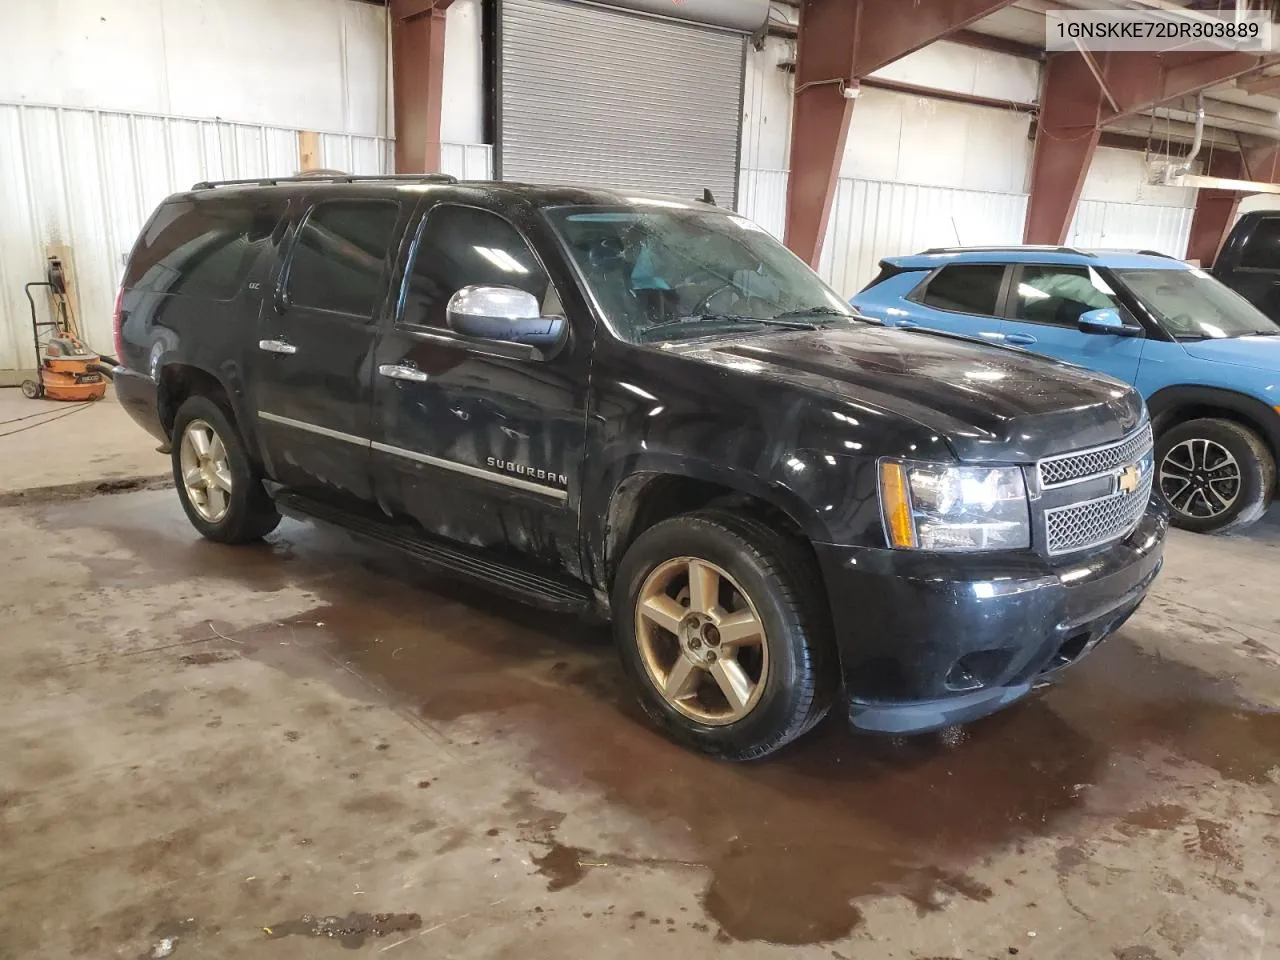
[499, 0, 745, 204]
[735, 170, 1028, 296]
[818, 179, 1029, 296]
[440, 143, 495, 182]
[0, 101, 437, 373]
[1067, 201, 1193, 258]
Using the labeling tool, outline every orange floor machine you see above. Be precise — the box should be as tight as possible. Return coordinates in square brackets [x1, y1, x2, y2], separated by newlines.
[20, 260, 111, 402]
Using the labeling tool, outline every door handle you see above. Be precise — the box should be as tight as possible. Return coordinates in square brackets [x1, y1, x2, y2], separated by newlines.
[259, 339, 297, 355]
[890, 319, 919, 329]
[378, 363, 430, 383]
[1005, 333, 1038, 345]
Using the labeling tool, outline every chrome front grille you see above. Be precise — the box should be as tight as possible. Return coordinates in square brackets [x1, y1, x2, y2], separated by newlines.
[1038, 425, 1155, 557]
[1039, 424, 1154, 488]
[1044, 469, 1153, 555]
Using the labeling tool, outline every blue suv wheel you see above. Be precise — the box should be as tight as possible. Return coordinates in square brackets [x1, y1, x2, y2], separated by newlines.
[1155, 418, 1275, 534]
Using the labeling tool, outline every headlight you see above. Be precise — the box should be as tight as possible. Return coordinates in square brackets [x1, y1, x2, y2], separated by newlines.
[879, 460, 1030, 551]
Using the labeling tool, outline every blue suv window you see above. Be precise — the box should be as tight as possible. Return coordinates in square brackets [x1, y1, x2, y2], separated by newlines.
[1012, 265, 1119, 327]
[916, 264, 1004, 316]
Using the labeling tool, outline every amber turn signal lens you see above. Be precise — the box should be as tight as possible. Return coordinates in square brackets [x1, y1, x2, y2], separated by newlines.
[880, 461, 917, 549]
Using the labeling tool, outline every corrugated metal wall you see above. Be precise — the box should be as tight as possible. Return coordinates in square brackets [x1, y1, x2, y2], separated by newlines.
[0, 101, 494, 374]
[737, 170, 1194, 298]
[816, 178, 1029, 296]
[736, 170, 1028, 296]
[1067, 200, 1193, 258]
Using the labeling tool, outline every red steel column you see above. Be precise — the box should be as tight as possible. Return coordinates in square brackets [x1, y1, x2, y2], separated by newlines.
[392, 0, 453, 174]
[784, 1, 860, 268]
[1024, 55, 1102, 244]
[1186, 151, 1245, 266]
[784, 0, 1019, 267]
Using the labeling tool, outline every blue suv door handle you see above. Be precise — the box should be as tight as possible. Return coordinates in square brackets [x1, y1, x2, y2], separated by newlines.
[1005, 333, 1038, 346]
[890, 319, 919, 329]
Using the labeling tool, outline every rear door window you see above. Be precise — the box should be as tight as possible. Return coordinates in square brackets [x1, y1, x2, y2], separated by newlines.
[1239, 216, 1280, 270]
[286, 200, 401, 318]
[125, 198, 286, 300]
[914, 264, 1006, 316]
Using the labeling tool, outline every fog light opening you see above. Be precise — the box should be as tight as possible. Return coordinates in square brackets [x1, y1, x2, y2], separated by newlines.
[1051, 631, 1092, 670]
[945, 648, 1015, 692]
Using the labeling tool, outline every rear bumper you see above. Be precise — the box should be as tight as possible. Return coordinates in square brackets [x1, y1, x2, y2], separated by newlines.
[113, 367, 167, 444]
[814, 497, 1168, 735]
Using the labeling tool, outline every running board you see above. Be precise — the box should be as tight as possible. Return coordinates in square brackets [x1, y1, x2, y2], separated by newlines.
[273, 491, 593, 614]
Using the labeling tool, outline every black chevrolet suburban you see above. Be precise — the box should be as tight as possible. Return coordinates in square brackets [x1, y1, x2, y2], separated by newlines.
[114, 174, 1168, 760]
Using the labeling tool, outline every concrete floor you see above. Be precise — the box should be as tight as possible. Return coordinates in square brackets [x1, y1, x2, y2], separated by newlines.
[1, 403, 1279, 959]
[0, 387, 168, 498]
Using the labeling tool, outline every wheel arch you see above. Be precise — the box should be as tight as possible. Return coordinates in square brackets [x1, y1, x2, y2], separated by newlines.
[599, 462, 827, 588]
[1147, 385, 1280, 470]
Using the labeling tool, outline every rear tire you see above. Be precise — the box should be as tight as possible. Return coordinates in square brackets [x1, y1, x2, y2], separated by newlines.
[612, 509, 835, 760]
[20, 379, 42, 399]
[1155, 417, 1274, 534]
[171, 395, 280, 544]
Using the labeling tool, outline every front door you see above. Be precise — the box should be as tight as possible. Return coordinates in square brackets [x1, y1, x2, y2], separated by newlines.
[254, 197, 406, 502]
[1000, 263, 1145, 384]
[370, 202, 588, 579]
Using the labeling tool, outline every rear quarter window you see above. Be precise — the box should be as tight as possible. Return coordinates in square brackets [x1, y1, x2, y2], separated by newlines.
[913, 263, 1006, 315]
[125, 198, 286, 300]
[1239, 216, 1280, 270]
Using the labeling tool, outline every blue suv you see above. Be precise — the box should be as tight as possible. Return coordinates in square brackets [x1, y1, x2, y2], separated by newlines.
[852, 246, 1280, 533]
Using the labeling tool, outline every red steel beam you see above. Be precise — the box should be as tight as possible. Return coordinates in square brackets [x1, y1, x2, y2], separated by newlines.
[391, 0, 454, 174]
[1025, 49, 1274, 244]
[785, 0, 1018, 266]
[1240, 73, 1280, 96]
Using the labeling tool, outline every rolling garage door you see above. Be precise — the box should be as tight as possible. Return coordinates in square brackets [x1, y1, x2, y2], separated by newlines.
[498, 0, 757, 205]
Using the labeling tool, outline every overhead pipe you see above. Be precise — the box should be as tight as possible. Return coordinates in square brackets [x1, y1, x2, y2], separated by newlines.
[1173, 92, 1206, 177]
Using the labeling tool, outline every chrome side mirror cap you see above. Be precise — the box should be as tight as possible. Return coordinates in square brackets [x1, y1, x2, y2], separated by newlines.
[446, 285, 565, 348]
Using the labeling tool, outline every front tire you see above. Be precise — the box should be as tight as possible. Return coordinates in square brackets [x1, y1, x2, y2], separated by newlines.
[1156, 418, 1274, 534]
[612, 510, 834, 760]
[171, 395, 280, 544]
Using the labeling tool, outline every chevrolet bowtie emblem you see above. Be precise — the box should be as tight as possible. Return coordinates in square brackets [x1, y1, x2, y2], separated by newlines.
[1117, 463, 1141, 495]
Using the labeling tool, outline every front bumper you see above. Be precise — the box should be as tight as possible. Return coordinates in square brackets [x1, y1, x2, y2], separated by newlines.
[814, 496, 1167, 735]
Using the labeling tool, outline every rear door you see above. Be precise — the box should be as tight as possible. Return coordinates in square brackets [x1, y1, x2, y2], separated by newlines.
[1000, 263, 1144, 384]
[897, 263, 1010, 344]
[369, 201, 589, 578]
[253, 196, 408, 503]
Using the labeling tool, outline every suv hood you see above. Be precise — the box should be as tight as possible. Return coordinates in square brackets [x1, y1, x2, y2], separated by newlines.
[1179, 334, 1280, 370]
[669, 325, 1145, 463]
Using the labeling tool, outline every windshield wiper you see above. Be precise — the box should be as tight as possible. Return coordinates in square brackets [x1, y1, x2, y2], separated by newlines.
[661, 313, 821, 330]
[771, 306, 853, 321]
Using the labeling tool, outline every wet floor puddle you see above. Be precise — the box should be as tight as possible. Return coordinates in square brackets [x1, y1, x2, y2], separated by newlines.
[263, 912, 421, 949]
[53, 497, 1280, 945]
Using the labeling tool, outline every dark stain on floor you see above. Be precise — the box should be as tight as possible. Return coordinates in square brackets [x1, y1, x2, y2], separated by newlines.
[54, 495, 1280, 948]
[264, 912, 421, 949]
[1118, 803, 1189, 834]
[178, 651, 236, 666]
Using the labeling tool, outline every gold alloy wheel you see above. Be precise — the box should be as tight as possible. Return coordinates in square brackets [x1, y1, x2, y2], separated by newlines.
[179, 419, 233, 523]
[634, 557, 769, 726]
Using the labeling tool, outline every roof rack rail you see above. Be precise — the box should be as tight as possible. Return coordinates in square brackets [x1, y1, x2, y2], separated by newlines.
[1136, 249, 1177, 259]
[190, 173, 459, 190]
[920, 245, 1095, 256]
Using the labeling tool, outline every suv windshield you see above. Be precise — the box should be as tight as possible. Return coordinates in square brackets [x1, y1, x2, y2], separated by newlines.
[545, 204, 857, 343]
[1115, 267, 1280, 339]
